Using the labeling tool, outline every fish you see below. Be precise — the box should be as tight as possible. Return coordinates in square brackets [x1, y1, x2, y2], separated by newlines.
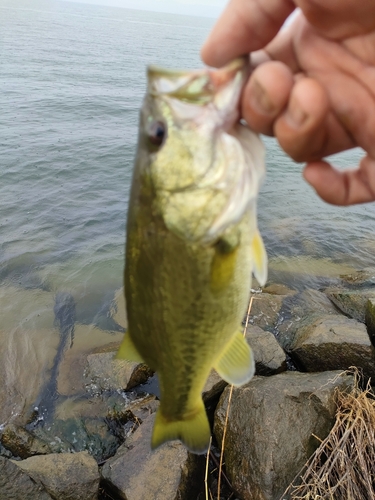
[116, 57, 267, 454]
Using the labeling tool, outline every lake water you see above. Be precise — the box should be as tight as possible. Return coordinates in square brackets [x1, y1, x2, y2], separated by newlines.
[1, 0, 374, 426]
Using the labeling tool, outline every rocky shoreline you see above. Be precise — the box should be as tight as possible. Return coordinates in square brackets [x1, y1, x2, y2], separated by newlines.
[1, 267, 375, 500]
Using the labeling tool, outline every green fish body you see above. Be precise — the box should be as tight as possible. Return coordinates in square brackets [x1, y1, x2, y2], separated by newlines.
[117, 58, 267, 454]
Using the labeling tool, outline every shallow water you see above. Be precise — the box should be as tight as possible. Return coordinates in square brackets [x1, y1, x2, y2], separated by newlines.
[1, 0, 374, 426]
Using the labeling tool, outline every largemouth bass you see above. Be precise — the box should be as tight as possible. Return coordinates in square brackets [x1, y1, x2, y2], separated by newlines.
[117, 57, 267, 454]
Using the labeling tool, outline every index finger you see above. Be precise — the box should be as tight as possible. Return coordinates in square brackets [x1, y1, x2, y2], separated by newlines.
[201, 0, 295, 67]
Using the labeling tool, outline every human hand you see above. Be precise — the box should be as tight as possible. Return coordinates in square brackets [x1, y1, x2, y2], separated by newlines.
[201, 0, 375, 205]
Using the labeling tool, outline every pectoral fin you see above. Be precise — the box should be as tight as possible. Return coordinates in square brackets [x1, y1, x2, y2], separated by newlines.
[214, 332, 255, 386]
[252, 229, 267, 286]
[116, 332, 144, 363]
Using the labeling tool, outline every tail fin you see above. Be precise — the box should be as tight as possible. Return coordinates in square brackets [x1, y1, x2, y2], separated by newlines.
[151, 400, 211, 455]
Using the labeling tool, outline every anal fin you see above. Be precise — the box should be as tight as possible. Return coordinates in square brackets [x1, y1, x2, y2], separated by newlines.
[116, 332, 144, 363]
[214, 332, 255, 386]
[151, 399, 211, 455]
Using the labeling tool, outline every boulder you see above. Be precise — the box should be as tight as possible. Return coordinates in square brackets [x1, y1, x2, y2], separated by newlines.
[14, 451, 99, 500]
[366, 298, 375, 345]
[277, 289, 341, 351]
[84, 348, 153, 394]
[202, 370, 227, 404]
[102, 411, 204, 500]
[246, 325, 287, 375]
[214, 371, 353, 500]
[290, 314, 375, 379]
[325, 287, 375, 323]
[0, 424, 51, 459]
[0, 456, 52, 500]
[248, 293, 284, 332]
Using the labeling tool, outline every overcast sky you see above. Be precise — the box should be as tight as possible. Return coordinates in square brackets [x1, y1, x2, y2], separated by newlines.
[62, 0, 228, 18]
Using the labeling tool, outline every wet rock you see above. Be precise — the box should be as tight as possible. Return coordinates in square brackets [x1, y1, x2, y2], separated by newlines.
[0, 456, 52, 500]
[325, 287, 375, 323]
[246, 325, 287, 375]
[248, 292, 284, 332]
[365, 298, 375, 345]
[84, 348, 153, 394]
[0, 424, 51, 459]
[290, 314, 375, 378]
[102, 411, 204, 500]
[262, 283, 296, 296]
[14, 451, 99, 500]
[339, 268, 375, 286]
[277, 289, 341, 351]
[109, 287, 127, 329]
[214, 371, 353, 500]
[32, 416, 121, 462]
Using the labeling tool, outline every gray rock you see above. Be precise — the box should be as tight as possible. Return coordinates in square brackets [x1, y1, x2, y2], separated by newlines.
[248, 292, 284, 332]
[277, 289, 341, 350]
[246, 325, 287, 375]
[290, 314, 375, 378]
[325, 287, 375, 323]
[0, 456, 52, 500]
[366, 298, 375, 344]
[0, 424, 51, 459]
[102, 412, 204, 500]
[214, 371, 353, 500]
[84, 349, 153, 394]
[202, 370, 227, 404]
[14, 451, 99, 500]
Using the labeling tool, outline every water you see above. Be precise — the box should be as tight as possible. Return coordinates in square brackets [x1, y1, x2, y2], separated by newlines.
[0, 0, 374, 426]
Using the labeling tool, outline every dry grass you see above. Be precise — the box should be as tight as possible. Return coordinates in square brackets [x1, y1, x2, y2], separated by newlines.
[282, 371, 375, 500]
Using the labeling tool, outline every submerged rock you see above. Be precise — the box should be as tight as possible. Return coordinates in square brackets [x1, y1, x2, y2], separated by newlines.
[109, 288, 127, 329]
[56, 326, 124, 397]
[214, 371, 353, 500]
[102, 411, 204, 500]
[0, 456, 52, 500]
[290, 314, 375, 378]
[339, 268, 375, 286]
[31, 416, 121, 463]
[14, 451, 99, 500]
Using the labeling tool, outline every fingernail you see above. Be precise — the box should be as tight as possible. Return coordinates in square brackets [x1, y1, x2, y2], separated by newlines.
[286, 96, 307, 128]
[250, 79, 274, 114]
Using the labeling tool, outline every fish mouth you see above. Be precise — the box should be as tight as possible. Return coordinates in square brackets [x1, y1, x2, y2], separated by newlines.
[147, 57, 249, 130]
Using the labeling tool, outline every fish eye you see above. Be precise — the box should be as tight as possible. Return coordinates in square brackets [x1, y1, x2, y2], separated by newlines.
[147, 120, 166, 148]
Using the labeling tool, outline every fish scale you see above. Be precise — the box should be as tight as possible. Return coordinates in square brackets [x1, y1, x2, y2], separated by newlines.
[117, 58, 267, 453]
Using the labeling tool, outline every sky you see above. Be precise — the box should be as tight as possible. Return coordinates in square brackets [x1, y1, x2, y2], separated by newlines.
[62, 0, 228, 18]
